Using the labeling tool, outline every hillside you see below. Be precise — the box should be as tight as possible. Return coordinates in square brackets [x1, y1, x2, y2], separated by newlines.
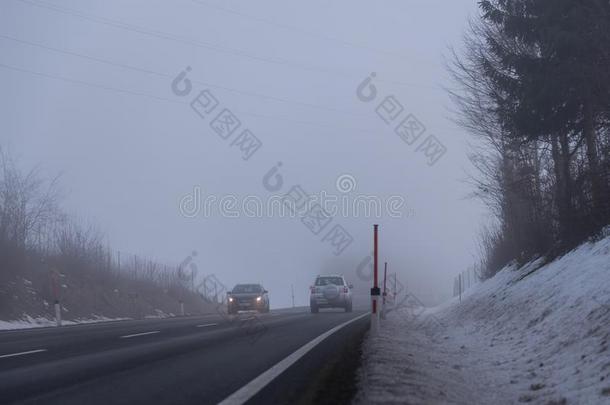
[0, 253, 216, 330]
[357, 232, 610, 404]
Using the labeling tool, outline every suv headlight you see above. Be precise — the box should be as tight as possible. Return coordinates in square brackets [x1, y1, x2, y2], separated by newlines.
[228, 297, 234, 302]
[256, 296, 262, 302]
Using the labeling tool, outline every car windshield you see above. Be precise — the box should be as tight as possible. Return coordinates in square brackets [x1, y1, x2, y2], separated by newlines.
[315, 277, 344, 286]
[232, 284, 262, 293]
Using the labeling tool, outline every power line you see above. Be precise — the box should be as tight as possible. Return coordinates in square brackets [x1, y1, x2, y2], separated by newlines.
[0, 62, 181, 104]
[1, 33, 459, 134]
[16, 0, 361, 79]
[0, 61, 379, 134]
[15, 0, 444, 91]
[189, 0, 411, 60]
[0, 33, 363, 117]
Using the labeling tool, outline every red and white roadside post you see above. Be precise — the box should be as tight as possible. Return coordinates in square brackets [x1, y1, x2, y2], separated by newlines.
[370, 224, 381, 333]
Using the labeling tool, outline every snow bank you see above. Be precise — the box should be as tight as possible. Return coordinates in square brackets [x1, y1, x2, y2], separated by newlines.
[356, 235, 610, 404]
[0, 315, 130, 330]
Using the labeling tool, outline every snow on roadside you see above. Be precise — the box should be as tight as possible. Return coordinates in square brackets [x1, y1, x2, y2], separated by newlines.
[356, 235, 610, 404]
[0, 315, 130, 331]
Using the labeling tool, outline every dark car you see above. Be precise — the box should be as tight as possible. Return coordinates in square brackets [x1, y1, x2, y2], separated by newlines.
[227, 284, 270, 314]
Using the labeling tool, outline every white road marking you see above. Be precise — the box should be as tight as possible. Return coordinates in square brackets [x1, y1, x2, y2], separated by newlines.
[120, 330, 160, 339]
[196, 323, 218, 328]
[0, 349, 47, 359]
[218, 312, 369, 405]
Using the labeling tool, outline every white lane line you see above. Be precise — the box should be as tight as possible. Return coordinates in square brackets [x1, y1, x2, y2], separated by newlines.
[218, 312, 369, 405]
[0, 349, 47, 359]
[196, 323, 218, 328]
[119, 330, 160, 339]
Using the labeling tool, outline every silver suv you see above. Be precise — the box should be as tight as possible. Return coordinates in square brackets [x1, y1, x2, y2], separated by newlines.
[309, 275, 353, 313]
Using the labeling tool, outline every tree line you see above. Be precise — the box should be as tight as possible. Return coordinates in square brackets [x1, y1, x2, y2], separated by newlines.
[0, 148, 201, 314]
[449, 0, 609, 278]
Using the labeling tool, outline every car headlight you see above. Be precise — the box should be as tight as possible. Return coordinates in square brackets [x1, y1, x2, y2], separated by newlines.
[256, 296, 262, 302]
[228, 297, 234, 302]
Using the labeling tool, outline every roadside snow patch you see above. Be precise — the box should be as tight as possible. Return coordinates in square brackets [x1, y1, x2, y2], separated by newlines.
[356, 236, 610, 404]
[0, 315, 130, 330]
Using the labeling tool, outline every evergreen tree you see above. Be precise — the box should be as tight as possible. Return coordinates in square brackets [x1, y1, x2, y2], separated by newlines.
[480, 0, 610, 236]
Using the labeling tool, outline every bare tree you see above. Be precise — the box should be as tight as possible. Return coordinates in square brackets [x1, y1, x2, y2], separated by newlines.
[0, 148, 62, 251]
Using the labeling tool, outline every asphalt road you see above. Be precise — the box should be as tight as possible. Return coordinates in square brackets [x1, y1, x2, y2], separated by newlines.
[0, 308, 369, 405]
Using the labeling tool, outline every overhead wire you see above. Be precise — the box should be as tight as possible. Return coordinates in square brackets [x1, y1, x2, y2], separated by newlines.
[15, 0, 445, 91]
[0, 61, 381, 134]
[0, 33, 364, 118]
[189, 0, 413, 60]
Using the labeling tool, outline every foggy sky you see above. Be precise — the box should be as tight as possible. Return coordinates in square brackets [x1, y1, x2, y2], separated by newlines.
[0, 0, 485, 307]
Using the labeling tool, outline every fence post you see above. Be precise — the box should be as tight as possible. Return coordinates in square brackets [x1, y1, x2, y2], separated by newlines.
[54, 300, 62, 327]
[50, 268, 62, 327]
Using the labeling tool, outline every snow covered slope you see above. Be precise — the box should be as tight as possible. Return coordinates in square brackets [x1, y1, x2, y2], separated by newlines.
[356, 234, 610, 404]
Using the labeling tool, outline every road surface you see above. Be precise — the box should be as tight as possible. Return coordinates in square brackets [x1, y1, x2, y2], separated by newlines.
[0, 308, 368, 404]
